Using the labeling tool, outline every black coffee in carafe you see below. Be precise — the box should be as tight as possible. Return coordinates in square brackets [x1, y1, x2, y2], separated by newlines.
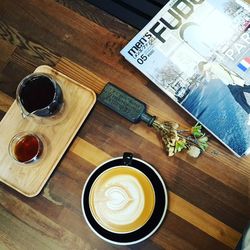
[17, 73, 63, 117]
[20, 76, 55, 113]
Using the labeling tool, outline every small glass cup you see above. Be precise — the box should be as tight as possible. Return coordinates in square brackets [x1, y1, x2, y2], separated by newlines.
[8, 132, 44, 164]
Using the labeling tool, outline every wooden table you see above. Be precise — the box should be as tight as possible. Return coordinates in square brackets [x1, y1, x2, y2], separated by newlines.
[0, 1, 249, 249]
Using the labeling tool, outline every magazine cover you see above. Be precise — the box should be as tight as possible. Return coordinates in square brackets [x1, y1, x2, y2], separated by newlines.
[121, 0, 250, 157]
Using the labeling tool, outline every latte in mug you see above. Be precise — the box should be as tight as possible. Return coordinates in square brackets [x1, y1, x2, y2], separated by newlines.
[89, 166, 155, 233]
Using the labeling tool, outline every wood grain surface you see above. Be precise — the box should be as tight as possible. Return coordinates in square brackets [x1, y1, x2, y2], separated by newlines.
[0, 1, 249, 249]
[0, 65, 96, 197]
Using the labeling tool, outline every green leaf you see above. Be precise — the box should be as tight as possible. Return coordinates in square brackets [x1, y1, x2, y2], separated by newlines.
[198, 136, 208, 143]
[191, 123, 203, 137]
[175, 140, 187, 153]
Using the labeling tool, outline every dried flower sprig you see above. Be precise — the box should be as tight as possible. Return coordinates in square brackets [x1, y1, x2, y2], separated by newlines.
[152, 121, 208, 158]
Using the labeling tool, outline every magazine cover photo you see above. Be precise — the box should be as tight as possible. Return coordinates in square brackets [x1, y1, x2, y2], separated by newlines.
[177, 0, 250, 157]
[121, 0, 250, 156]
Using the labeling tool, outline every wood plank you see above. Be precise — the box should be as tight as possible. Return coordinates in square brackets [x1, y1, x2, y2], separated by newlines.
[67, 137, 241, 248]
[0, 61, 35, 98]
[55, 206, 127, 250]
[0, 190, 88, 250]
[75, 106, 249, 231]
[0, 56, 190, 133]
[168, 192, 241, 249]
[0, 111, 240, 249]
[55, 57, 106, 94]
[71, 137, 111, 166]
[0, 0, 155, 103]
[0, 66, 96, 197]
[55, 0, 137, 39]
[37, 156, 127, 250]
[130, 124, 250, 194]
[0, 62, 248, 232]
[153, 212, 231, 250]
[0, 20, 60, 66]
[32, 151, 231, 250]
[1, 0, 194, 129]
[0, 154, 122, 250]
[0, 1, 248, 249]
[55, 57, 196, 129]
[0, 90, 14, 113]
[0, 1, 125, 71]
[1, 149, 232, 250]
[10, 47, 52, 73]
[0, 39, 15, 72]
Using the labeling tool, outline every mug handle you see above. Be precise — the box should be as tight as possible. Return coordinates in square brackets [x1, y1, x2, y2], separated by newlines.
[122, 152, 133, 166]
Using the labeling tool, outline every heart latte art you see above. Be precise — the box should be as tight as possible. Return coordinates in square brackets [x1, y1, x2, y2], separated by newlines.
[89, 166, 155, 233]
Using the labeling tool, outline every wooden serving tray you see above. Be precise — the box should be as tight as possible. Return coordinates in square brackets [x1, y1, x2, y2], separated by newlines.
[0, 65, 96, 197]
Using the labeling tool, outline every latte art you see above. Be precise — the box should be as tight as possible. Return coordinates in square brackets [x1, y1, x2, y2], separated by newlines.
[94, 175, 145, 226]
[105, 185, 133, 211]
[89, 167, 155, 233]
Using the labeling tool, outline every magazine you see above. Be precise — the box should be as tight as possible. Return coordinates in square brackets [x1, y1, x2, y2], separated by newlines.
[120, 0, 250, 157]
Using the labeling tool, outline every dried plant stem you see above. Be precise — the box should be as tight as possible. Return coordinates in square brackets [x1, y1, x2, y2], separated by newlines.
[151, 120, 208, 157]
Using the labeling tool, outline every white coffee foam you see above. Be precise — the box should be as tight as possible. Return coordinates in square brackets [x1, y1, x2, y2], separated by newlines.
[93, 174, 144, 226]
